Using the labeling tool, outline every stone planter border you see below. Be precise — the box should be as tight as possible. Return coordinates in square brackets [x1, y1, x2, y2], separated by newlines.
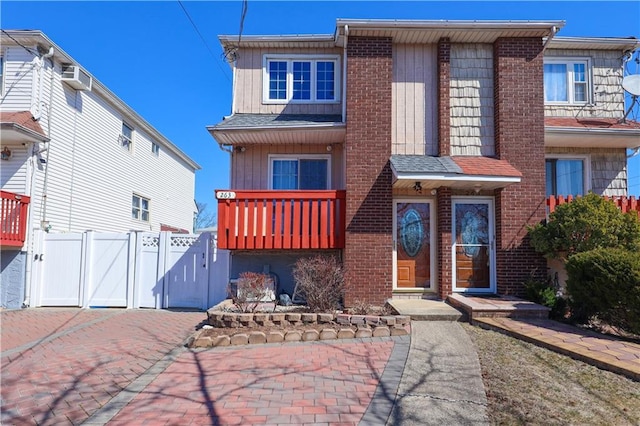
[189, 311, 411, 348]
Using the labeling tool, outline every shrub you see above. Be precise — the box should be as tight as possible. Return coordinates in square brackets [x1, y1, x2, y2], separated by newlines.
[229, 272, 275, 313]
[566, 248, 640, 334]
[523, 277, 567, 320]
[529, 193, 640, 260]
[292, 255, 345, 312]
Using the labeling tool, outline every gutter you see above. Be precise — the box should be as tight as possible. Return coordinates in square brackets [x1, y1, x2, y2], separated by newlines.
[208, 122, 346, 132]
[545, 126, 640, 135]
[543, 26, 559, 51]
[0, 122, 50, 142]
[335, 18, 566, 31]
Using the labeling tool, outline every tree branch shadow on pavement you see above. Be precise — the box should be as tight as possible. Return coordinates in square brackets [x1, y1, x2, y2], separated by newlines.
[1, 309, 203, 426]
[104, 338, 400, 425]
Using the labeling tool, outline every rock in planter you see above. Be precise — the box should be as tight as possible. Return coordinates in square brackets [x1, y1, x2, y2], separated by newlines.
[319, 329, 338, 340]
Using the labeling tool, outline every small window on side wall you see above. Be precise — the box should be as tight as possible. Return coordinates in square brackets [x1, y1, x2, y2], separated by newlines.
[132, 194, 150, 222]
[151, 142, 160, 156]
[121, 122, 133, 151]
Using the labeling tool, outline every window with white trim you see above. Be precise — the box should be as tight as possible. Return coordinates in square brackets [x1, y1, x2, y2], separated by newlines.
[269, 155, 330, 190]
[545, 156, 588, 197]
[263, 55, 339, 103]
[132, 194, 150, 222]
[121, 122, 133, 151]
[151, 142, 160, 156]
[544, 58, 591, 104]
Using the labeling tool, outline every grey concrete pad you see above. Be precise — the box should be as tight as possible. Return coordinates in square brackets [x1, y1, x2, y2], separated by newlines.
[385, 322, 488, 425]
[388, 299, 464, 321]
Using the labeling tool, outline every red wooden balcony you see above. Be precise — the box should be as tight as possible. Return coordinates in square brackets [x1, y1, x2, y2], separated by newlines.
[547, 195, 639, 217]
[1, 190, 30, 248]
[216, 190, 346, 250]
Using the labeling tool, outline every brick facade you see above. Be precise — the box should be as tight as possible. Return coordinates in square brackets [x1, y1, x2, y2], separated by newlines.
[493, 37, 547, 295]
[437, 187, 453, 299]
[437, 38, 453, 299]
[438, 38, 451, 157]
[344, 37, 394, 306]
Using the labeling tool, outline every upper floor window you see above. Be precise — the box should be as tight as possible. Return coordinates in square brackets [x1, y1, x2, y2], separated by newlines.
[151, 142, 160, 156]
[132, 194, 150, 222]
[545, 156, 589, 197]
[263, 55, 339, 104]
[269, 155, 330, 190]
[121, 122, 133, 151]
[544, 58, 591, 104]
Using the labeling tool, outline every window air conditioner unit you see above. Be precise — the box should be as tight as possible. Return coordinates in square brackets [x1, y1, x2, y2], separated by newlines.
[61, 64, 92, 91]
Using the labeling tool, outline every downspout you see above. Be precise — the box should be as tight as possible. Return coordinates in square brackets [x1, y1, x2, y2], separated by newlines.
[542, 26, 558, 51]
[23, 46, 54, 308]
[341, 25, 348, 123]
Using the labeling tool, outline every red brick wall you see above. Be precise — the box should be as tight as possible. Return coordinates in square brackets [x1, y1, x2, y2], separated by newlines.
[437, 38, 453, 298]
[493, 37, 547, 295]
[437, 187, 453, 299]
[438, 38, 451, 157]
[344, 37, 393, 306]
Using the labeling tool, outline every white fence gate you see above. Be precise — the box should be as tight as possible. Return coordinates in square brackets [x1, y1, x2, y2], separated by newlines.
[30, 230, 229, 310]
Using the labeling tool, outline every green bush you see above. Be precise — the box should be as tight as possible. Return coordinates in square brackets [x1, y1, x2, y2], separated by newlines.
[566, 248, 640, 334]
[529, 193, 640, 260]
[524, 278, 567, 320]
[292, 255, 345, 312]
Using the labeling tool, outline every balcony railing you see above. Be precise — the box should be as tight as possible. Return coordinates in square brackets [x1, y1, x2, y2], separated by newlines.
[547, 195, 639, 217]
[216, 190, 346, 250]
[1, 190, 30, 248]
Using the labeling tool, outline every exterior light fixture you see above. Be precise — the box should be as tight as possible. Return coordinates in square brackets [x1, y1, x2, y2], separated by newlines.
[413, 181, 422, 193]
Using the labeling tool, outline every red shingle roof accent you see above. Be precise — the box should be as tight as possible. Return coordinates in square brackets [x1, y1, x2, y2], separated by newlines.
[0, 111, 47, 137]
[451, 156, 522, 178]
[545, 117, 640, 130]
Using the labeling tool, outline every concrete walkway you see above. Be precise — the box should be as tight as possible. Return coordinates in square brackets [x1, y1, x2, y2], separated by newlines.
[380, 322, 488, 425]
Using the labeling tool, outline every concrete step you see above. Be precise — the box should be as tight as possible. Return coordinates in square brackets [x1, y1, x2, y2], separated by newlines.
[387, 299, 465, 321]
[447, 294, 550, 320]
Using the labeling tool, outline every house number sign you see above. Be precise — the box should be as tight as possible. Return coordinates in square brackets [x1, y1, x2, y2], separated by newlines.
[216, 191, 236, 199]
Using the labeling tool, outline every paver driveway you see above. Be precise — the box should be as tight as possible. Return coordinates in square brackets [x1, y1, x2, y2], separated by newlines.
[1, 308, 401, 426]
[1, 308, 204, 425]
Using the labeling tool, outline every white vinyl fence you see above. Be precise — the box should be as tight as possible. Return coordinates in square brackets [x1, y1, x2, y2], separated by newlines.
[29, 230, 229, 310]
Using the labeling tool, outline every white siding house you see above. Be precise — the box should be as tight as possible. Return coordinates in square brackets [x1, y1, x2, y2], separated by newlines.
[1, 30, 200, 308]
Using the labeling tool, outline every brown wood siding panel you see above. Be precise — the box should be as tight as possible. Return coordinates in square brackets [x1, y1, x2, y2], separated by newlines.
[392, 44, 437, 156]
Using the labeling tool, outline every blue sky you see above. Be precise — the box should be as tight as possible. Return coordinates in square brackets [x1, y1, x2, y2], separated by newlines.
[2, 1, 639, 208]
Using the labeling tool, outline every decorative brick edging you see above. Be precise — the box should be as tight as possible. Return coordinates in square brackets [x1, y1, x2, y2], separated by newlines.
[189, 312, 411, 348]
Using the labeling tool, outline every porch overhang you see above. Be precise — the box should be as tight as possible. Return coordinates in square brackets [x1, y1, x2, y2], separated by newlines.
[390, 155, 522, 191]
[0, 111, 49, 144]
[545, 118, 640, 149]
[207, 114, 345, 146]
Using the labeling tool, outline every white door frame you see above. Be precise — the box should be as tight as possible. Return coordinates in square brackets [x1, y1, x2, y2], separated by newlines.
[392, 198, 436, 292]
[451, 196, 496, 293]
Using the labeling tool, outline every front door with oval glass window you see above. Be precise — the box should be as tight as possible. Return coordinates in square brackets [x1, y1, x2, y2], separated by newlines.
[452, 198, 495, 293]
[394, 201, 434, 290]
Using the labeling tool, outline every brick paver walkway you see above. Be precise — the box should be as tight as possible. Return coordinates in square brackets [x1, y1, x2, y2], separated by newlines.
[474, 317, 640, 380]
[108, 340, 395, 426]
[1, 309, 204, 425]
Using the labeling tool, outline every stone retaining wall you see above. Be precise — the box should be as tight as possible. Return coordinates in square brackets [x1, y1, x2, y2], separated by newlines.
[189, 311, 411, 348]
